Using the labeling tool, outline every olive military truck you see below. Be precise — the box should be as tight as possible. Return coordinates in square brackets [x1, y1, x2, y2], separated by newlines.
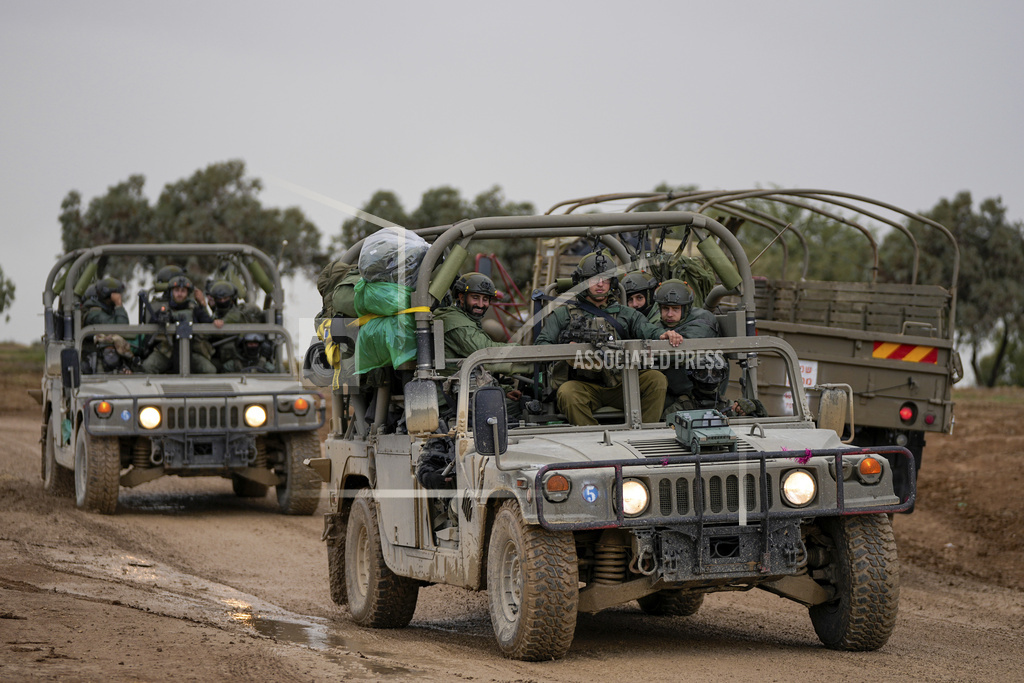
[543, 189, 961, 499]
[309, 212, 915, 660]
[40, 244, 324, 515]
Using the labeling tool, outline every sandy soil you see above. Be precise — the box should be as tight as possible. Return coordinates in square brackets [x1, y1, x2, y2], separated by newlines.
[2, 389, 1023, 682]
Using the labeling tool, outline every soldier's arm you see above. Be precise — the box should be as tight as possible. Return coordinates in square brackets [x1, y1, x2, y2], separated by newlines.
[534, 308, 566, 345]
[445, 327, 528, 375]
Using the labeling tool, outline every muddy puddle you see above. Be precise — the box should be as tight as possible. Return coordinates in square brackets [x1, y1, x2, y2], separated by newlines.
[29, 545, 420, 677]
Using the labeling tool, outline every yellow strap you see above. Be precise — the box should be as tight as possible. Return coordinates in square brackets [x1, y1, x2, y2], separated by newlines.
[355, 306, 431, 326]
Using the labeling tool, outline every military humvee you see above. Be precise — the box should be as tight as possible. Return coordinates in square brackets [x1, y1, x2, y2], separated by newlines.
[40, 244, 324, 515]
[539, 190, 961, 491]
[311, 212, 914, 660]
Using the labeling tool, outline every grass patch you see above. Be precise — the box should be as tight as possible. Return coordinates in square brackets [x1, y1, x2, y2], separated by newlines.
[952, 386, 1024, 405]
[0, 342, 44, 376]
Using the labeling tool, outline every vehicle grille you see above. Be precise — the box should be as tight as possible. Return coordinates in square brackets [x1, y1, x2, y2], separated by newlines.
[166, 405, 241, 430]
[629, 438, 771, 515]
[654, 472, 771, 515]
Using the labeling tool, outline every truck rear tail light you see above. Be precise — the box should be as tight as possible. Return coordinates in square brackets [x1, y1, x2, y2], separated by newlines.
[924, 413, 935, 425]
[899, 402, 917, 424]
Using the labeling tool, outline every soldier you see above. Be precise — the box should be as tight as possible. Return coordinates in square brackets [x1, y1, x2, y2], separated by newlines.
[535, 252, 683, 425]
[432, 272, 528, 415]
[83, 277, 128, 326]
[141, 275, 217, 374]
[655, 279, 724, 418]
[621, 271, 659, 321]
[221, 333, 278, 373]
[207, 280, 263, 371]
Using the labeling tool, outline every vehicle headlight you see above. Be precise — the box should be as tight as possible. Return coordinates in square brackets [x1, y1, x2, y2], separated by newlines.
[620, 479, 649, 516]
[782, 469, 816, 507]
[244, 404, 268, 428]
[139, 406, 162, 430]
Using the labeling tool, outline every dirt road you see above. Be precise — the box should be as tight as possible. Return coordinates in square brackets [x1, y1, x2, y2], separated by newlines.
[2, 390, 1023, 681]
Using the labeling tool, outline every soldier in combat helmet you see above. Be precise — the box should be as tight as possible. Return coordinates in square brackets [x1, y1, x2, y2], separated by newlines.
[535, 252, 683, 425]
[655, 279, 724, 418]
[621, 271, 659, 322]
[432, 272, 528, 413]
[141, 275, 217, 374]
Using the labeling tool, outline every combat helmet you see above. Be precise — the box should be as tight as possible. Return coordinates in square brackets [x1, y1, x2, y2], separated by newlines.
[209, 280, 238, 315]
[154, 265, 184, 290]
[95, 276, 125, 302]
[572, 251, 619, 289]
[653, 279, 694, 314]
[452, 272, 497, 299]
[622, 271, 658, 314]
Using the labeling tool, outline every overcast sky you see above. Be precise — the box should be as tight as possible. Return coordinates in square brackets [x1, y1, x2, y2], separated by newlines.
[2, 0, 1022, 348]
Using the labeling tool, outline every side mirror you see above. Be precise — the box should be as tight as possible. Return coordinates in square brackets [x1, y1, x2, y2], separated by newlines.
[472, 385, 508, 456]
[61, 348, 80, 390]
[817, 384, 853, 442]
[404, 379, 439, 435]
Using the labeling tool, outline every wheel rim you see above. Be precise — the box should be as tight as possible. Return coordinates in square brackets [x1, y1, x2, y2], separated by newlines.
[497, 538, 523, 622]
[354, 524, 370, 599]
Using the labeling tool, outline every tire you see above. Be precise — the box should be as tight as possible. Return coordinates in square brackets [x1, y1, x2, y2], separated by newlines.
[43, 412, 74, 497]
[808, 514, 899, 651]
[74, 428, 121, 514]
[275, 432, 322, 515]
[344, 489, 419, 627]
[231, 474, 268, 498]
[487, 499, 578, 661]
[637, 589, 704, 617]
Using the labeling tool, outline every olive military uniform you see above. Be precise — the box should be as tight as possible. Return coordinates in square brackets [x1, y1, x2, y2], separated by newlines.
[141, 299, 217, 374]
[535, 296, 668, 425]
[660, 308, 723, 418]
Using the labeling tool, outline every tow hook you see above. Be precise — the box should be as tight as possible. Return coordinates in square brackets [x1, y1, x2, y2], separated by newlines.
[630, 536, 658, 576]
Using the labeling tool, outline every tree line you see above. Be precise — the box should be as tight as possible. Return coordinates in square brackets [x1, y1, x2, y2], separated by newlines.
[32, 160, 1024, 387]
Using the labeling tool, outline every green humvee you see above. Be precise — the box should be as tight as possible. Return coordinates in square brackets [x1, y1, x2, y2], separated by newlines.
[39, 244, 324, 515]
[310, 212, 915, 661]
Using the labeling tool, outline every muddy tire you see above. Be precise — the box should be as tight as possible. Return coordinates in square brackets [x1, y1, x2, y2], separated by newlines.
[43, 413, 74, 497]
[637, 589, 704, 617]
[327, 534, 347, 606]
[276, 432, 322, 515]
[344, 489, 419, 627]
[487, 499, 578, 661]
[231, 474, 268, 498]
[809, 514, 899, 651]
[74, 428, 120, 514]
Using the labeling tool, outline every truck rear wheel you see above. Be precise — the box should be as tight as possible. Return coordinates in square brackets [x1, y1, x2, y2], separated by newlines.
[487, 499, 578, 661]
[344, 489, 419, 627]
[74, 428, 120, 514]
[809, 514, 899, 651]
[637, 589, 704, 617]
[276, 432, 322, 515]
[43, 413, 74, 497]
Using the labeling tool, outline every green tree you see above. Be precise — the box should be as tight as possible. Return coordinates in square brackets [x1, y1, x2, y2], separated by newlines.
[0, 264, 14, 323]
[336, 190, 410, 251]
[333, 184, 536, 284]
[879, 192, 1024, 386]
[59, 175, 153, 281]
[59, 161, 324, 284]
[151, 161, 323, 278]
[464, 185, 536, 287]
